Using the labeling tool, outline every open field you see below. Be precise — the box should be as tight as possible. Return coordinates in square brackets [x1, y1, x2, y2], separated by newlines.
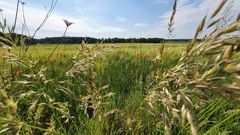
[1, 0, 240, 134]
[21, 43, 186, 57]
[1, 42, 240, 134]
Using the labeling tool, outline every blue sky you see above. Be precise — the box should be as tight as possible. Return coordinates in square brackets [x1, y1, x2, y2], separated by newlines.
[0, 0, 239, 38]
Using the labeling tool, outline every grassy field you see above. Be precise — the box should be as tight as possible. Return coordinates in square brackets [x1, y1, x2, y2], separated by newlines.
[1, 42, 240, 134]
[19, 43, 185, 57]
[1, 0, 240, 134]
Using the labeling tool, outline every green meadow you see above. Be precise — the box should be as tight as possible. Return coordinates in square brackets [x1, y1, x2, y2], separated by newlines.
[1, 42, 240, 134]
[22, 43, 185, 56]
[1, 0, 240, 134]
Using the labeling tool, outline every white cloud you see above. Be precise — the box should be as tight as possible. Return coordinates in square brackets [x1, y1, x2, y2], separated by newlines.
[135, 23, 147, 27]
[116, 17, 126, 22]
[0, 0, 124, 38]
[150, 0, 240, 38]
[1, 0, 239, 39]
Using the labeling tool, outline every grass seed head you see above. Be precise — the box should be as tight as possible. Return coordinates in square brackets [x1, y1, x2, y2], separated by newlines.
[211, 0, 228, 18]
[63, 19, 73, 27]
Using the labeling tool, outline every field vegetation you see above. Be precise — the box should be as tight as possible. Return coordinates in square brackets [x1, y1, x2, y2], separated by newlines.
[0, 0, 240, 134]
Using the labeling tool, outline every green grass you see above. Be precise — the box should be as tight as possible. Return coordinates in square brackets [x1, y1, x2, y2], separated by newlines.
[1, 43, 240, 134]
[1, 1, 240, 134]
[10, 43, 185, 57]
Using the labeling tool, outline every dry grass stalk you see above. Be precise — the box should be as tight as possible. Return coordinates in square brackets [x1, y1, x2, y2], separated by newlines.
[66, 42, 114, 119]
[146, 0, 240, 134]
[168, 0, 178, 39]
[211, 0, 228, 19]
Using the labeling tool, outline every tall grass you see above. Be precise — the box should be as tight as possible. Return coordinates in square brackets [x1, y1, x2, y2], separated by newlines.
[0, 0, 240, 134]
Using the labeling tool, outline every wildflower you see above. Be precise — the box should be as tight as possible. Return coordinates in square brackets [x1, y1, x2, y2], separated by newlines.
[16, 69, 21, 75]
[50, 56, 56, 61]
[136, 52, 141, 59]
[57, 51, 63, 57]
[63, 19, 74, 27]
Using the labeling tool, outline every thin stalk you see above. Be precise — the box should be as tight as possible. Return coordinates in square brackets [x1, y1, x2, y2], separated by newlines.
[0, 11, 6, 32]
[23, 0, 57, 56]
[139, 43, 144, 91]
[49, 19, 73, 58]
[19, 23, 24, 58]
[8, 0, 20, 81]
[63, 26, 68, 37]
[21, 2, 30, 36]
[32, 0, 57, 38]
[13, 0, 20, 33]
[48, 28, 67, 58]
[62, 26, 68, 51]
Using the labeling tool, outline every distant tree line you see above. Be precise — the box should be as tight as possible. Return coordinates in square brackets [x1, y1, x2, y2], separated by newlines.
[1, 33, 200, 46]
[37, 37, 165, 44]
[36, 37, 198, 44]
